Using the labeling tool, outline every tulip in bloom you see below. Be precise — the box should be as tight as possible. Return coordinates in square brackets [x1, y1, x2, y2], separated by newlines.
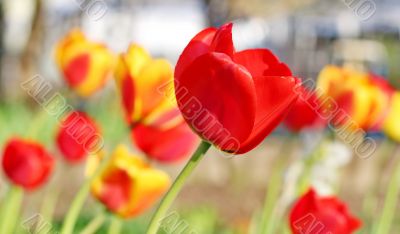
[115, 44, 175, 123]
[55, 29, 115, 97]
[317, 65, 392, 131]
[174, 23, 300, 154]
[115, 44, 199, 163]
[2, 138, 54, 190]
[56, 111, 101, 163]
[284, 86, 326, 132]
[89, 145, 170, 218]
[290, 188, 361, 234]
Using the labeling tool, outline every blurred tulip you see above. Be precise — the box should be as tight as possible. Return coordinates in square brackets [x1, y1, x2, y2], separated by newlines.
[114, 44, 174, 123]
[284, 86, 326, 132]
[56, 111, 101, 163]
[174, 22, 300, 154]
[131, 108, 199, 163]
[289, 188, 361, 234]
[115, 44, 199, 163]
[55, 29, 115, 97]
[2, 138, 54, 190]
[317, 65, 392, 131]
[89, 145, 170, 218]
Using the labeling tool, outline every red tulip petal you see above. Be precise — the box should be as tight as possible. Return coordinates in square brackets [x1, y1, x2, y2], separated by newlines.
[284, 86, 326, 132]
[237, 76, 300, 153]
[176, 52, 256, 150]
[175, 27, 217, 79]
[63, 53, 90, 87]
[209, 23, 235, 57]
[132, 121, 199, 163]
[121, 74, 135, 121]
[98, 170, 132, 211]
[234, 49, 292, 77]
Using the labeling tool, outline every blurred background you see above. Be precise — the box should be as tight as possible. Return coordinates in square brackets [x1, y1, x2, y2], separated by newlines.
[1, 0, 400, 233]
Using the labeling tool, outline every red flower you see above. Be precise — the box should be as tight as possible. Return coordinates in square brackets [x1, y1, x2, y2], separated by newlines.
[289, 188, 361, 234]
[131, 108, 199, 163]
[56, 111, 101, 163]
[284, 86, 326, 132]
[175, 23, 300, 154]
[2, 138, 54, 190]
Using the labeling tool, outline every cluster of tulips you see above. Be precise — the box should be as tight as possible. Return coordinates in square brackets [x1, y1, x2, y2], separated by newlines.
[1, 22, 400, 234]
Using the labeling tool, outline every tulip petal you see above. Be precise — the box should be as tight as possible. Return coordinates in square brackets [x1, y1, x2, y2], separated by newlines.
[132, 120, 199, 163]
[175, 27, 217, 79]
[234, 49, 292, 77]
[237, 76, 299, 154]
[176, 52, 257, 150]
[63, 53, 90, 87]
[209, 23, 235, 57]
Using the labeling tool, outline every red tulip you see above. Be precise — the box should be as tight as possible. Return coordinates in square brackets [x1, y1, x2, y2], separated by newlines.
[131, 108, 199, 163]
[2, 138, 54, 190]
[290, 188, 361, 234]
[175, 23, 300, 154]
[284, 86, 326, 132]
[56, 111, 101, 163]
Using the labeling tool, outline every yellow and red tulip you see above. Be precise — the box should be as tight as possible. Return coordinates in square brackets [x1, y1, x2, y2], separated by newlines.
[317, 65, 392, 131]
[2, 138, 54, 190]
[55, 29, 115, 97]
[115, 44, 199, 163]
[114, 44, 174, 123]
[89, 145, 170, 218]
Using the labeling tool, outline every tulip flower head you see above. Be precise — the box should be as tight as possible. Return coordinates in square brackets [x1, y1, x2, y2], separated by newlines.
[90, 145, 170, 218]
[55, 29, 115, 97]
[2, 138, 54, 190]
[317, 65, 393, 131]
[284, 86, 326, 132]
[290, 188, 361, 234]
[115, 44, 199, 163]
[115, 44, 175, 124]
[174, 23, 300, 154]
[56, 111, 101, 163]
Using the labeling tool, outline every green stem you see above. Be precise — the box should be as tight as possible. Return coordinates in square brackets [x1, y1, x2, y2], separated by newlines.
[146, 141, 211, 234]
[80, 212, 106, 234]
[374, 146, 400, 234]
[108, 216, 123, 234]
[0, 186, 24, 234]
[60, 153, 113, 234]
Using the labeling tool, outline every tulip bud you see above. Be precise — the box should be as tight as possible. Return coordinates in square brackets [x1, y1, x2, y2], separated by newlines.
[55, 29, 115, 97]
[56, 111, 101, 163]
[89, 145, 170, 218]
[290, 188, 361, 234]
[2, 138, 54, 190]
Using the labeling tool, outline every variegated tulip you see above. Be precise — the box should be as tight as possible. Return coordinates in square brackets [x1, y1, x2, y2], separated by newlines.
[89, 145, 170, 218]
[55, 29, 115, 97]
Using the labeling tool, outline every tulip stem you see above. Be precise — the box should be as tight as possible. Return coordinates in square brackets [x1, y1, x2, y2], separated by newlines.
[0, 186, 24, 234]
[374, 145, 400, 234]
[146, 140, 211, 234]
[60, 153, 113, 234]
[108, 215, 123, 234]
[80, 212, 106, 234]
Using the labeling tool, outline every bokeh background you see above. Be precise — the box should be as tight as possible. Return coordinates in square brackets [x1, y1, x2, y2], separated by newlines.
[1, 0, 400, 233]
